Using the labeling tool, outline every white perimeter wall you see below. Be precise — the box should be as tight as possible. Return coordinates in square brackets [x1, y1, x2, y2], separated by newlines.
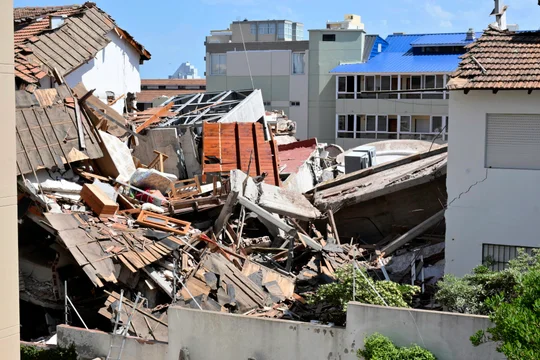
[446, 90, 540, 276]
[167, 302, 501, 360]
[66, 30, 141, 114]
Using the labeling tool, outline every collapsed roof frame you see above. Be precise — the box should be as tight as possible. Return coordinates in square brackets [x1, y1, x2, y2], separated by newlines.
[160, 89, 262, 127]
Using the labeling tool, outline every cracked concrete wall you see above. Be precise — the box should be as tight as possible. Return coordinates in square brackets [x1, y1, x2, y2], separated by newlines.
[167, 302, 501, 360]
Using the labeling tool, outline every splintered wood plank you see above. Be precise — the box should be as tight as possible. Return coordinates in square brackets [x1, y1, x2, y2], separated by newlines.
[118, 254, 137, 273]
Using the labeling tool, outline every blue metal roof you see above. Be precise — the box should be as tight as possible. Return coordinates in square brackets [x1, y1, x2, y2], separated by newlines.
[411, 32, 483, 46]
[330, 32, 474, 74]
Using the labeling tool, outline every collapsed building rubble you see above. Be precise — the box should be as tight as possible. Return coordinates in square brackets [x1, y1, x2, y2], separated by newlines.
[16, 80, 450, 344]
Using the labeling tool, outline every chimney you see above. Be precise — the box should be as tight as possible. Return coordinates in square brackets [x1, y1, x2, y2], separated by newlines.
[466, 28, 475, 41]
[492, 0, 507, 30]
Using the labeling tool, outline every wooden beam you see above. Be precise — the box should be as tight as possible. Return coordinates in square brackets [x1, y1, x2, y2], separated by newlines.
[327, 209, 340, 244]
[86, 103, 146, 141]
[135, 101, 174, 133]
[381, 210, 445, 257]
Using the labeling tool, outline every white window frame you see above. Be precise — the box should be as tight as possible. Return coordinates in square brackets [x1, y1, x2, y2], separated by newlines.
[364, 76, 376, 92]
[292, 52, 305, 75]
[336, 75, 356, 99]
[336, 114, 356, 138]
[210, 53, 227, 75]
[258, 23, 269, 35]
[250, 24, 257, 35]
[268, 23, 276, 34]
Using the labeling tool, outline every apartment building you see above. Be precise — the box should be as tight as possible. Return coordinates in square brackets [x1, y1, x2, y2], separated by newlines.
[205, 16, 374, 142]
[330, 30, 480, 149]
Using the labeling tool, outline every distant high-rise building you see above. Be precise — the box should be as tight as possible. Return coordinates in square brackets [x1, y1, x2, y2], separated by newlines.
[169, 62, 200, 79]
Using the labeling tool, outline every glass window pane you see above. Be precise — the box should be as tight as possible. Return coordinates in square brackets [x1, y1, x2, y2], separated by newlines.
[377, 116, 387, 131]
[269, 23, 276, 34]
[357, 76, 363, 92]
[366, 116, 376, 131]
[400, 116, 411, 132]
[356, 115, 366, 132]
[411, 76, 422, 89]
[278, 23, 284, 39]
[432, 116, 443, 132]
[425, 75, 435, 89]
[436, 75, 444, 87]
[338, 115, 346, 131]
[292, 53, 305, 74]
[251, 24, 257, 35]
[347, 76, 355, 92]
[338, 77, 346, 92]
[365, 76, 375, 91]
[381, 76, 391, 90]
[347, 115, 355, 131]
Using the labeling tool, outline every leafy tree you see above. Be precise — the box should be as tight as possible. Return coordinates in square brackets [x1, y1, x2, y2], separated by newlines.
[470, 269, 540, 360]
[309, 265, 419, 323]
[21, 343, 78, 360]
[358, 333, 436, 360]
[436, 249, 540, 315]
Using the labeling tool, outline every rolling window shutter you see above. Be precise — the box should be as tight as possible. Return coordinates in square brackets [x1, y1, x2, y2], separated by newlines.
[486, 114, 540, 170]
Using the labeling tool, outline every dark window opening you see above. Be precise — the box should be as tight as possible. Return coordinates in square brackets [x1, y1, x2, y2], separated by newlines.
[323, 34, 336, 41]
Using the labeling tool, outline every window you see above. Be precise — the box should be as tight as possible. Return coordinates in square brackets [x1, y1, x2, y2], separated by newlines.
[366, 115, 376, 131]
[292, 53, 305, 75]
[400, 116, 411, 132]
[295, 24, 304, 40]
[411, 76, 422, 89]
[337, 76, 355, 99]
[210, 54, 226, 75]
[380, 76, 391, 91]
[485, 114, 540, 170]
[290, 101, 300, 106]
[259, 23, 269, 35]
[268, 23, 276, 34]
[377, 115, 388, 132]
[250, 24, 257, 35]
[425, 75, 436, 89]
[284, 23, 293, 40]
[337, 115, 355, 138]
[483, 244, 538, 271]
[277, 23, 284, 39]
[365, 76, 375, 91]
[323, 34, 336, 41]
[431, 116, 443, 133]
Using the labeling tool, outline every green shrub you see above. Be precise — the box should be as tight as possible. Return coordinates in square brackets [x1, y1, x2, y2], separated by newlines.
[308, 265, 419, 323]
[470, 269, 540, 360]
[357, 333, 436, 360]
[21, 343, 77, 360]
[436, 249, 540, 315]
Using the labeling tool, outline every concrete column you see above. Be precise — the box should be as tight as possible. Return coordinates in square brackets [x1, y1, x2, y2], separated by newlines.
[397, 74, 401, 99]
[0, 1, 20, 358]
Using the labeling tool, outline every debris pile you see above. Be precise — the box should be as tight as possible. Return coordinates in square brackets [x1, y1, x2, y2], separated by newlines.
[16, 83, 448, 342]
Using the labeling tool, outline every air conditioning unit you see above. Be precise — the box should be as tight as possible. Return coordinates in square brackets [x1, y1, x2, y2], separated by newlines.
[344, 145, 377, 174]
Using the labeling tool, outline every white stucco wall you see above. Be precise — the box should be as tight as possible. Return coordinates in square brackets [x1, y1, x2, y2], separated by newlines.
[445, 90, 540, 276]
[65, 30, 141, 114]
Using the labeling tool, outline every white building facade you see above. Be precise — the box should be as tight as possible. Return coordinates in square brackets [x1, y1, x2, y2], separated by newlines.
[445, 25, 540, 276]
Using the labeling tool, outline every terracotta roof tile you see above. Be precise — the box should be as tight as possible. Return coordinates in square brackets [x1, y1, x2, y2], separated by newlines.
[449, 26, 540, 90]
[13, 5, 79, 21]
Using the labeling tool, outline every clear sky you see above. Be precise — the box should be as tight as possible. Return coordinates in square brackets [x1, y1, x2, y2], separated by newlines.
[13, 0, 540, 79]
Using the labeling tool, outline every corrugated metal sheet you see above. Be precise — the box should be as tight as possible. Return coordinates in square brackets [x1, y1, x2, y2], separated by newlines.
[331, 53, 460, 74]
[15, 85, 103, 175]
[331, 32, 475, 74]
[411, 32, 482, 46]
[202, 122, 281, 186]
